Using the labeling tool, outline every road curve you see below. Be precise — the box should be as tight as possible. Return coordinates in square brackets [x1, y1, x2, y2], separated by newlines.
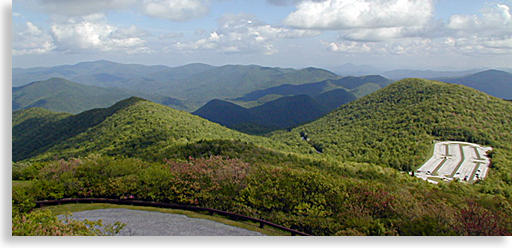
[60, 208, 266, 236]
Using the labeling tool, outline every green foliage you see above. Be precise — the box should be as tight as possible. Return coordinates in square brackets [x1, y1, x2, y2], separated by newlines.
[12, 77, 188, 114]
[273, 78, 512, 174]
[11, 79, 512, 236]
[12, 187, 36, 215]
[12, 210, 125, 236]
[20, 154, 512, 236]
[12, 98, 294, 162]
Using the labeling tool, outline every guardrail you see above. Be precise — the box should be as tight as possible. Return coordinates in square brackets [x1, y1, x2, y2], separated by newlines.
[35, 198, 311, 236]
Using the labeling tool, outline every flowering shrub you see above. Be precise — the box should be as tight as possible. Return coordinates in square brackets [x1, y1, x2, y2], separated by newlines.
[19, 154, 512, 236]
[30, 155, 250, 208]
[164, 156, 249, 207]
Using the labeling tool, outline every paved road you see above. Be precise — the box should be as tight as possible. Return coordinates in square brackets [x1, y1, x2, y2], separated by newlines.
[60, 208, 265, 236]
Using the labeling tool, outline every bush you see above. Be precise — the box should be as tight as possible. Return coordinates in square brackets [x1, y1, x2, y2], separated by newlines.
[21, 153, 512, 236]
[12, 210, 125, 236]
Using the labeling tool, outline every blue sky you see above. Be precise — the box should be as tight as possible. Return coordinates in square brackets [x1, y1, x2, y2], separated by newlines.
[11, 0, 512, 70]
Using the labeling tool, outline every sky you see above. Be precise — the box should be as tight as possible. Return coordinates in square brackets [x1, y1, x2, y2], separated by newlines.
[10, 0, 512, 70]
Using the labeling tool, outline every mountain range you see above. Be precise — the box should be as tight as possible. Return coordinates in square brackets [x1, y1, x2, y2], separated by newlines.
[12, 97, 293, 162]
[12, 77, 512, 236]
[12, 61, 512, 141]
[436, 69, 512, 100]
[13, 61, 340, 109]
[328, 62, 512, 80]
[14, 78, 512, 171]
[272, 78, 512, 171]
[12, 77, 188, 114]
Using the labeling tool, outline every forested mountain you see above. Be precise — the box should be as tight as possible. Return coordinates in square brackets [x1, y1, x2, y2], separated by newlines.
[234, 75, 391, 103]
[12, 62, 512, 237]
[156, 65, 341, 106]
[193, 89, 357, 134]
[437, 69, 512, 100]
[13, 82, 512, 236]
[12, 60, 170, 88]
[273, 78, 512, 177]
[12, 78, 188, 113]
[12, 97, 290, 162]
[381, 68, 485, 80]
[14, 61, 344, 110]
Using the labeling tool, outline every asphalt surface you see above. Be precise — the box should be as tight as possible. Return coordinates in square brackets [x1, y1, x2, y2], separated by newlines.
[59, 208, 266, 236]
[416, 141, 491, 184]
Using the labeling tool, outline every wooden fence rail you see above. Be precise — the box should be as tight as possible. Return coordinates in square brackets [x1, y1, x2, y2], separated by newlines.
[34, 198, 311, 236]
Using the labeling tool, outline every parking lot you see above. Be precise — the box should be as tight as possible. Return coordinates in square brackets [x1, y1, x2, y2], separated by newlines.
[415, 141, 492, 184]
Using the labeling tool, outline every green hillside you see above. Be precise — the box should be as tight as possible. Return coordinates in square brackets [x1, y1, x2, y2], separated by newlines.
[12, 78, 189, 113]
[12, 97, 290, 162]
[273, 78, 512, 177]
[193, 89, 357, 134]
[159, 65, 340, 106]
[234, 75, 391, 103]
[13, 88, 512, 236]
[440, 69, 512, 100]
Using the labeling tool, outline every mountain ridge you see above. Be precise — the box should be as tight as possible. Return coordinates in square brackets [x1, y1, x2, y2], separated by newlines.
[272, 78, 512, 172]
[12, 97, 291, 162]
[437, 69, 512, 100]
[194, 88, 357, 134]
[12, 77, 188, 113]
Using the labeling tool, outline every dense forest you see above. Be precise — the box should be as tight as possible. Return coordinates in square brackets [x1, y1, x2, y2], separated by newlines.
[273, 79, 512, 174]
[12, 78, 512, 236]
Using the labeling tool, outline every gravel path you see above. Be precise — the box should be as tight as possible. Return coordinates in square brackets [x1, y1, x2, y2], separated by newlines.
[59, 208, 265, 236]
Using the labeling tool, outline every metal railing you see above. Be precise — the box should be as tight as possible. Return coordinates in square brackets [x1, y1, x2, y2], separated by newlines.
[35, 198, 311, 236]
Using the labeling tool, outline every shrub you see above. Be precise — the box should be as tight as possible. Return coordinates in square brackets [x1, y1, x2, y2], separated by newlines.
[12, 210, 125, 236]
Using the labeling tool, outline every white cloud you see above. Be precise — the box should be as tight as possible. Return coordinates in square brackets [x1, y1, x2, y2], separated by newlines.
[327, 41, 372, 53]
[444, 3, 512, 54]
[173, 13, 320, 55]
[321, 2, 512, 57]
[141, 0, 210, 21]
[12, 21, 56, 55]
[326, 37, 447, 56]
[284, 0, 434, 30]
[50, 14, 153, 54]
[447, 4, 511, 31]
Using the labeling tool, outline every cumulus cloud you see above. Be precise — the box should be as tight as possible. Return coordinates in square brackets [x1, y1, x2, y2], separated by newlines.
[326, 38, 443, 56]
[447, 4, 511, 31]
[321, 2, 512, 56]
[50, 14, 153, 54]
[12, 21, 56, 55]
[444, 3, 512, 54]
[284, 0, 434, 30]
[174, 13, 320, 55]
